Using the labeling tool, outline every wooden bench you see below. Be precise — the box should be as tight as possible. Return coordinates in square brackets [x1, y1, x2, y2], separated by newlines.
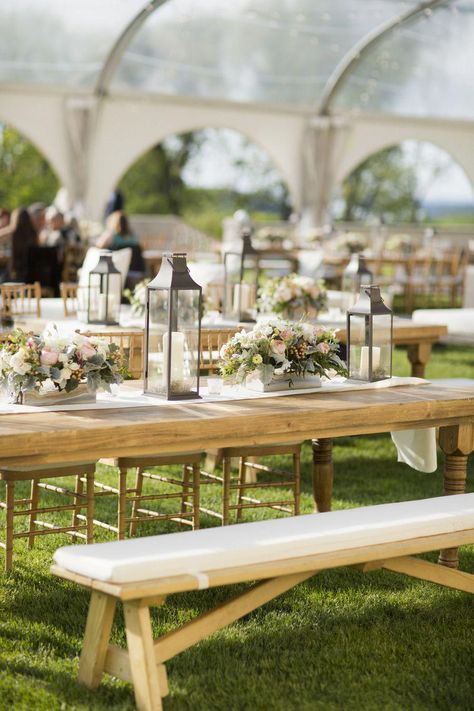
[51, 494, 474, 711]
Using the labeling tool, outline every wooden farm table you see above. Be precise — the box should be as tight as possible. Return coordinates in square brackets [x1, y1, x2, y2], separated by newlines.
[333, 317, 448, 378]
[0, 382, 473, 566]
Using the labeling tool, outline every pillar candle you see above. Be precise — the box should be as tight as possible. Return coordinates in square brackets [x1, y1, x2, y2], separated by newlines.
[359, 346, 381, 379]
[162, 331, 185, 388]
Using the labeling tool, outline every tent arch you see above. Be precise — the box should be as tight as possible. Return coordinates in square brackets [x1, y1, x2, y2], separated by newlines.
[85, 97, 305, 218]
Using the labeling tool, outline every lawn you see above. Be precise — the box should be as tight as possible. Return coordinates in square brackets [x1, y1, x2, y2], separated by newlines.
[0, 345, 473, 710]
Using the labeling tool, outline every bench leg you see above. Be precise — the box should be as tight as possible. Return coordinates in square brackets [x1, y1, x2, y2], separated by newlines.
[438, 424, 474, 568]
[312, 438, 333, 512]
[78, 591, 116, 689]
[124, 602, 166, 711]
[407, 342, 432, 379]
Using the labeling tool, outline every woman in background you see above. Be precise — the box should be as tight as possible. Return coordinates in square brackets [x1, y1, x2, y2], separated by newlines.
[97, 210, 139, 251]
[6, 207, 38, 281]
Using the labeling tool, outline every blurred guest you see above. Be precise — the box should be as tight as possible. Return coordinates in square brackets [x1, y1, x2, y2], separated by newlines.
[97, 210, 139, 251]
[7, 207, 38, 281]
[0, 208, 10, 229]
[28, 202, 46, 236]
[104, 189, 124, 220]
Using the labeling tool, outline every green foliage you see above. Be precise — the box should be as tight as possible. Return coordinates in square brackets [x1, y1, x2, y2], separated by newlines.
[340, 146, 419, 224]
[0, 126, 59, 210]
[0, 346, 472, 709]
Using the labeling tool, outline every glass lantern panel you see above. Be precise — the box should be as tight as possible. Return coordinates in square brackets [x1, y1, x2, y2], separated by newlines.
[88, 273, 121, 323]
[174, 289, 200, 397]
[224, 252, 241, 321]
[371, 314, 392, 380]
[348, 314, 368, 380]
[145, 288, 169, 395]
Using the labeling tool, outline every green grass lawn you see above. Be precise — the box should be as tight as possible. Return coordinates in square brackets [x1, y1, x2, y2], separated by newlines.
[0, 346, 473, 710]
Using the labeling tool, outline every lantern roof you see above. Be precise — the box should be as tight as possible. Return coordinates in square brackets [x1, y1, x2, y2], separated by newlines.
[148, 252, 202, 290]
[348, 285, 393, 316]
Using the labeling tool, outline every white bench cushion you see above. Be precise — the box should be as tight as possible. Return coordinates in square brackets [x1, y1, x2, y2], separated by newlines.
[53, 494, 474, 584]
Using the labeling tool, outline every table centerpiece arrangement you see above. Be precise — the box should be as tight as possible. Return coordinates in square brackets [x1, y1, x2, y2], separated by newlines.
[0, 328, 127, 405]
[219, 319, 346, 392]
[333, 231, 368, 255]
[257, 274, 327, 320]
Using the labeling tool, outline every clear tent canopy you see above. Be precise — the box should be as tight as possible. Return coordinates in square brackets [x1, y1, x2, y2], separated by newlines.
[1, 0, 474, 219]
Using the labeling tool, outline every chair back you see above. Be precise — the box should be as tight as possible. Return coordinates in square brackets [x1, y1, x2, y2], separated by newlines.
[0, 281, 41, 317]
[59, 282, 78, 317]
[200, 328, 236, 373]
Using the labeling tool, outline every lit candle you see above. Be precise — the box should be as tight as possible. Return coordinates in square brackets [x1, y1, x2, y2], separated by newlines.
[359, 346, 381, 379]
[162, 331, 185, 388]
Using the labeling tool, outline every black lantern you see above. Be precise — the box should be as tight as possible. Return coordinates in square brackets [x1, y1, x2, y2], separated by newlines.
[143, 252, 202, 400]
[347, 285, 393, 382]
[342, 253, 373, 296]
[87, 251, 122, 325]
[223, 228, 259, 322]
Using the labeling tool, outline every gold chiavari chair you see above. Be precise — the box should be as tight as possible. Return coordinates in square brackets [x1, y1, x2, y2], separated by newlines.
[0, 281, 41, 318]
[59, 282, 78, 317]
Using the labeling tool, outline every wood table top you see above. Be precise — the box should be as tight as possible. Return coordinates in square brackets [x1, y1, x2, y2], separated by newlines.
[0, 383, 472, 468]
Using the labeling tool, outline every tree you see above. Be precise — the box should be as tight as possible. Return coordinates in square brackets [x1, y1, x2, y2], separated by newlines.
[118, 132, 204, 215]
[340, 146, 418, 224]
[0, 125, 59, 210]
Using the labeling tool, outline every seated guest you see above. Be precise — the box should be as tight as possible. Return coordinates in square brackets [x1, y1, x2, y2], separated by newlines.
[8, 207, 39, 281]
[97, 210, 139, 251]
[28, 202, 46, 237]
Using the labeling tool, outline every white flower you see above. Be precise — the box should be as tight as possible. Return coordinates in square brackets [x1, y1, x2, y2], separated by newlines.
[10, 350, 31, 375]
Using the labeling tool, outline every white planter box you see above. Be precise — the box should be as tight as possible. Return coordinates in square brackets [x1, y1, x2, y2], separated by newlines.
[245, 374, 321, 393]
[20, 383, 96, 407]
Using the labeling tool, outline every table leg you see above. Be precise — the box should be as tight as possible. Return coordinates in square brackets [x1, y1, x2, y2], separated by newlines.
[312, 439, 333, 513]
[407, 342, 432, 378]
[438, 424, 474, 568]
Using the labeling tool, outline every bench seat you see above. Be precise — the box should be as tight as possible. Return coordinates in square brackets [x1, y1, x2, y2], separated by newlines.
[51, 494, 474, 711]
[54, 494, 474, 585]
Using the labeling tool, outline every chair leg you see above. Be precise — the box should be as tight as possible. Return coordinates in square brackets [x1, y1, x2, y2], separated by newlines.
[181, 464, 190, 520]
[236, 457, 246, 523]
[129, 468, 144, 537]
[222, 456, 231, 526]
[71, 474, 84, 534]
[5, 480, 14, 571]
[192, 462, 200, 530]
[28, 479, 40, 549]
[118, 467, 128, 540]
[86, 470, 94, 544]
[293, 451, 301, 515]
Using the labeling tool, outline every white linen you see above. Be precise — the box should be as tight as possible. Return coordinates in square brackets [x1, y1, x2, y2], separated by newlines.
[53, 493, 474, 583]
[391, 429, 437, 473]
[412, 307, 474, 336]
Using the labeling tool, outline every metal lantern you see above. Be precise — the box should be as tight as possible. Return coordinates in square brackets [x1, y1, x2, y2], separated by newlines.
[342, 253, 373, 295]
[223, 228, 259, 322]
[347, 284, 393, 382]
[87, 251, 122, 325]
[143, 252, 202, 400]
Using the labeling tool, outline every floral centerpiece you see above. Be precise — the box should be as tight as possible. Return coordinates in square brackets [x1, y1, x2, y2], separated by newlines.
[219, 319, 346, 391]
[257, 274, 327, 319]
[333, 232, 368, 255]
[384, 233, 413, 253]
[254, 226, 291, 249]
[124, 279, 149, 317]
[0, 328, 127, 404]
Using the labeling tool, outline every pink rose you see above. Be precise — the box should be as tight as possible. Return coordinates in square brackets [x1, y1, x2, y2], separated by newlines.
[270, 339, 286, 356]
[40, 346, 59, 366]
[279, 329, 292, 341]
[79, 342, 97, 360]
[316, 342, 330, 355]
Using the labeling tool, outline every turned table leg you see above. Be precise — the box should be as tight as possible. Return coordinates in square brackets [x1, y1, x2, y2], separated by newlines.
[312, 439, 333, 513]
[407, 342, 432, 378]
[438, 424, 474, 568]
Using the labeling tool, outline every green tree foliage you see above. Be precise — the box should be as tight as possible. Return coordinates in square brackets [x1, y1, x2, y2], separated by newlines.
[118, 132, 204, 215]
[340, 146, 419, 224]
[0, 125, 59, 210]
